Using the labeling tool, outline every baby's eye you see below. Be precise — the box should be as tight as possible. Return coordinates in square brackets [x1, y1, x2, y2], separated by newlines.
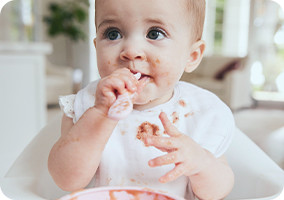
[105, 29, 122, 40]
[147, 29, 166, 40]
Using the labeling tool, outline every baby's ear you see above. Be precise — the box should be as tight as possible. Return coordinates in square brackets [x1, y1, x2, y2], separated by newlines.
[185, 40, 206, 73]
[93, 38, 97, 48]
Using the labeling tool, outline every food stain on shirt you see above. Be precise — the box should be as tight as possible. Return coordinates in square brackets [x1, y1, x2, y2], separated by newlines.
[130, 178, 142, 185]
[121, 130, 126, 136]
[136, 122, 160, 144]
[171, 112, 179, 124]
[130, 178, 136, 183]
[184, 112, 194, 118]
[178, 99, 186, 107]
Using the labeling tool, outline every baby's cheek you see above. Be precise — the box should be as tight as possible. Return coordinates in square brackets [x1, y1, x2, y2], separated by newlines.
[161, 71, 178, 86]
[99, 61, 117, 77]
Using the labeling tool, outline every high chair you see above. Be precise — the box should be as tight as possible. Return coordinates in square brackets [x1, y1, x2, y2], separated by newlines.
[0, 114, 283, 200]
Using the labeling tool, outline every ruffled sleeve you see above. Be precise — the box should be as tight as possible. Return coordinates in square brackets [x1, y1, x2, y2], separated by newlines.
[58, 80, 99, 124]
[59, 94, 76, 122]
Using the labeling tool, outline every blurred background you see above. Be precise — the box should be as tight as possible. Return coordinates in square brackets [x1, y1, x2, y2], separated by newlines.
[0, 0, 283, 177]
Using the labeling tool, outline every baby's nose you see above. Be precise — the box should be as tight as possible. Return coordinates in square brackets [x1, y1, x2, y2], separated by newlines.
[120, 42, 146, 61]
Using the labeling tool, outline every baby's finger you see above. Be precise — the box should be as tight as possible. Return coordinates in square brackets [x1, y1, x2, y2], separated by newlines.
[112, 74, 137, 93]
[145, 136, 178, 150]
[148, 152, 181, 167]
[101, 89, 117, 104]
[159, 164, 185, 183]
[120, 71, 140, 92]
[102, 77, 128, 96]
[159, 112, 181, 137]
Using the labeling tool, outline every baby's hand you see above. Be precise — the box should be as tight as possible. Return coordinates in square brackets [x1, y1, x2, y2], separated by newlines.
[95, 68, 140, 116]
[145, 112, 211, 183]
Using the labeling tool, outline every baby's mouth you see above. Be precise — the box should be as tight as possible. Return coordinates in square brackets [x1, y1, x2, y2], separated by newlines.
[138, 74, 151, 81]
[131, 70, 151, 81]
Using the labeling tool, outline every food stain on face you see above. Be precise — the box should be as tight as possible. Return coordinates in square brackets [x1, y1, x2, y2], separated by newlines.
[179, 99, 186, 107]
[171, 112, 179, 124]
[136, 122, 160, 144]
[151, 58, 160, 68]
[152, 62, 157, 68]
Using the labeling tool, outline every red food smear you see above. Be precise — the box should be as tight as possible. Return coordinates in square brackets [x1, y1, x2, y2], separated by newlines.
[178, 100, 186, 107]
[136, 122, 160, 143]
[171, 112, 179, 124]
[184, 112, 194, 118]
[108, 189, 174, 200]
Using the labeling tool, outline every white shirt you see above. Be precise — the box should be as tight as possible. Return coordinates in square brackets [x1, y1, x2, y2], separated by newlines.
[59, 81, 235, 199]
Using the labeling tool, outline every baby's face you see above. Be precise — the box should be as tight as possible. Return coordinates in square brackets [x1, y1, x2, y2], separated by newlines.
[95, 0, 196, 110]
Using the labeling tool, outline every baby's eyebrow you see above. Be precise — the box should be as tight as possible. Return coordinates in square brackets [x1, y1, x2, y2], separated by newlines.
[97, 19, 117, 30]
[145, 18, 175, 31]
[145, 18, 165, 25]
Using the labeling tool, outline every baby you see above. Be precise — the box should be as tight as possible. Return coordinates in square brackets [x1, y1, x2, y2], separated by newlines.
[48, 0, 235, 199]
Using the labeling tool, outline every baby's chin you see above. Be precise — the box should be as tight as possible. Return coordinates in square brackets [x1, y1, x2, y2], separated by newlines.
[133, 89, 174, 111]
[133, 98, 155, 111]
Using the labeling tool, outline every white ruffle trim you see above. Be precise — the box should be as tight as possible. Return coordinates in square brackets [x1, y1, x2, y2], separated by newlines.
[59, 95, 76, 120]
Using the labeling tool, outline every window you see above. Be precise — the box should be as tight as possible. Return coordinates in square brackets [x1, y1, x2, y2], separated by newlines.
[214, 0, 226, 53]
[0, 0, 36, 41]
[250, 1, 284, 101]
[274, 8, 284, 93]
[204, 0, 250, 56]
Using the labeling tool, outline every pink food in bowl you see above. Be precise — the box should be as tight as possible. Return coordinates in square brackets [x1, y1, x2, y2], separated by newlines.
[59, 186, 185, 200]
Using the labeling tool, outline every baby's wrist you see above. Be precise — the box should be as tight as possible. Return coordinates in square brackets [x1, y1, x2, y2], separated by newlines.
[92, 105, 119, 122]
[196, 150, 216, 175]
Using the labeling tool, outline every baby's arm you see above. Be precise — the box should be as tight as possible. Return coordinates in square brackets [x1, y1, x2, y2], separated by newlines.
[189, 155, 234, 200]
[145, 112, 234, 200]
[48, 68, 141, 191]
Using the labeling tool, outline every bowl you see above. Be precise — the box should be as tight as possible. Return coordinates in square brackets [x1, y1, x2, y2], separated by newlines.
[58, 186, 185, 200]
